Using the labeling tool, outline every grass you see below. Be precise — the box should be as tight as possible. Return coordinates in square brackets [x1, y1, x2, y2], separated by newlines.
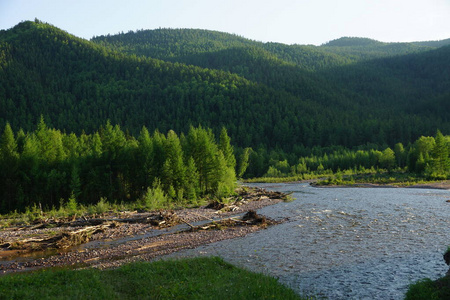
[244, 169, 444, 187]
[405, 276, 450, 300]
[313, 171, 436, 187]
[0, 257, 307, 299]
[244, 173, 329, 183]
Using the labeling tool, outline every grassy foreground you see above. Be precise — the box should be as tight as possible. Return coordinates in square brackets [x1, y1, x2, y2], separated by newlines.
[0, 257, 305, 299]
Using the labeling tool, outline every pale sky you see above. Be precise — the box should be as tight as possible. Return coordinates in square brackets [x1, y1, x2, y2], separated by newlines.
[1, 0, 450, 45]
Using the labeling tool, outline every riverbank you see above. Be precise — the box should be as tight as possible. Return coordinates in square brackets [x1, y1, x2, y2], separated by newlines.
[0, 187, 287, 273]
[246, 172, 450, 190]
[313, 180, 450, 190]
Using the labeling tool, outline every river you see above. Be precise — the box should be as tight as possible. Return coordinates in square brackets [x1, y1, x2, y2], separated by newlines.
[165, 183, 450, 299]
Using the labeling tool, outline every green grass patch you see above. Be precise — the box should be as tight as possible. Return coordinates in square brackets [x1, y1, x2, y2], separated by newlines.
[244, 173, 328, 183]
[405, 276, 450, 300]
[245, 168, 444, 187]
[314, 171, 434, 187]
[0, 257, 306, 299]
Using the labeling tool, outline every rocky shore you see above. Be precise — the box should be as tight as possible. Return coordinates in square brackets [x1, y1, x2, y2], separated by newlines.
[0, 187, 288, 274]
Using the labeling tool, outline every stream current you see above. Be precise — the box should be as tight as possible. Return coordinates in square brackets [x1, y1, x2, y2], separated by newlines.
[166, 183, 450, 299]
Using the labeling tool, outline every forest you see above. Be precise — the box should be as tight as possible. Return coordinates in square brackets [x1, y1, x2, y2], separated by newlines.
[0, 119, 242, 213]
[1, 20, 450, 212]
[257, 130, 450, 181]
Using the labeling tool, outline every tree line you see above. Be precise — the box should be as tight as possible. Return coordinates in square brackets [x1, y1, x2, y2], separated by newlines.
[0, 119, 244, 214]
[260, 130, 450, 179]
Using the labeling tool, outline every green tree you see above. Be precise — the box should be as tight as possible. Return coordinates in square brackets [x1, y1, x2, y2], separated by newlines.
[184, 157, 200, 203]
[379, 147, 396, 171]
[213, 151, 236, 199]
[426, 130, 449, 179]
[394, 142, 406, 168]
[185, 126, 217, 194]
[70, 165, 82, 199]
[0, 123, 20, 211]
[162, 130, 186, 198]
[136, 126, 154, 194]
[219, 127, 236, 169]
[0, 123, 18, 160]
[237, 147, 252, 178]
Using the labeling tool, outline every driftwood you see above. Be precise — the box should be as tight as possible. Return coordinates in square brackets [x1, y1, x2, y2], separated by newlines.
[189, 210, 277, 231]
[179, 217, 196, 229]
[206, 187, 291, 213]
[0, 187, 286, 255]
[238, 187, 291, 200]
[0, 211, 275, 253]
[0, 222, 118, 251]
[15, 211, 181, 231]
[11, 187, 287, 230]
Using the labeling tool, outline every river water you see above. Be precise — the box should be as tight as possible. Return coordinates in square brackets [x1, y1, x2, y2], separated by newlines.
[166, 183, 450, 299]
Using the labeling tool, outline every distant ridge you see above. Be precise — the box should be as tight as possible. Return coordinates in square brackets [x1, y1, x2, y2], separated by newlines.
[322, 37, 384, 47]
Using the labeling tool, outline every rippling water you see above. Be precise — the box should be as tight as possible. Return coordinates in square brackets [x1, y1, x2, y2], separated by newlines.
[166, 183, 450, 299]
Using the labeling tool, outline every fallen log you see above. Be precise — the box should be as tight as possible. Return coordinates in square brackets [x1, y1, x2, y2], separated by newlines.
[0, 222, 119, 251]
[189, 210, 278, 232]
[15, 210, 181, 230]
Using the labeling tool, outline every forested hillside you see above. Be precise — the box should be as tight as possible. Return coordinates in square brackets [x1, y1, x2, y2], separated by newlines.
[93, 27, 450, 143]
[1, 20, 450, 179]
[320, 37, 441, 60]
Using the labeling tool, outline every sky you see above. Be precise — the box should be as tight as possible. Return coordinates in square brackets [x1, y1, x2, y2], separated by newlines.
[1, 0, 450, 45]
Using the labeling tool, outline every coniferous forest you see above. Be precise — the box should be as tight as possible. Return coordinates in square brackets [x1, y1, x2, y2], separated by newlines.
[1, 20, 450, 212]
[0, 119, 240, 213]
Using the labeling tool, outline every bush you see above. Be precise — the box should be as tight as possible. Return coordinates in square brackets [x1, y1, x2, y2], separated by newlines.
[139, 180, 168, 210]
[405, 278, 440, 300]
[66, 192, 78, 216]
[94, 197, 109, 214]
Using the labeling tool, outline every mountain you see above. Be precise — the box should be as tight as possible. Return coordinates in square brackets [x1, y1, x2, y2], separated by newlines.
[319, 36, 439, 60]
[92, 29, 450, 111]
[0, 21, 329, 149]
[92, 27, 450, 137]
[1, 21, 450, 177]
[92, 29, 352, 71]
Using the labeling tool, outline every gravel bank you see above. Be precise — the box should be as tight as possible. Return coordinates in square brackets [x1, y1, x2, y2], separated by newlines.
[0, 188, 284, 274]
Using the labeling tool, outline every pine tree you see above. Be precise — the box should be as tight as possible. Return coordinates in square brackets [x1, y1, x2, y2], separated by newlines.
[162, 130, 186, 195]
[219, 127, 236, 169]
[394, 143, 405, 168]
[70, 165, 82, 199]
[137, 126, 154, 192]
[427, 130, 449, 179]
[0, 123, 18, 160]
[184, 157, 200, 203]
[0, 123, 19, 212]
[237, 147, 252, 178]
[185, 126, 217, 194]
